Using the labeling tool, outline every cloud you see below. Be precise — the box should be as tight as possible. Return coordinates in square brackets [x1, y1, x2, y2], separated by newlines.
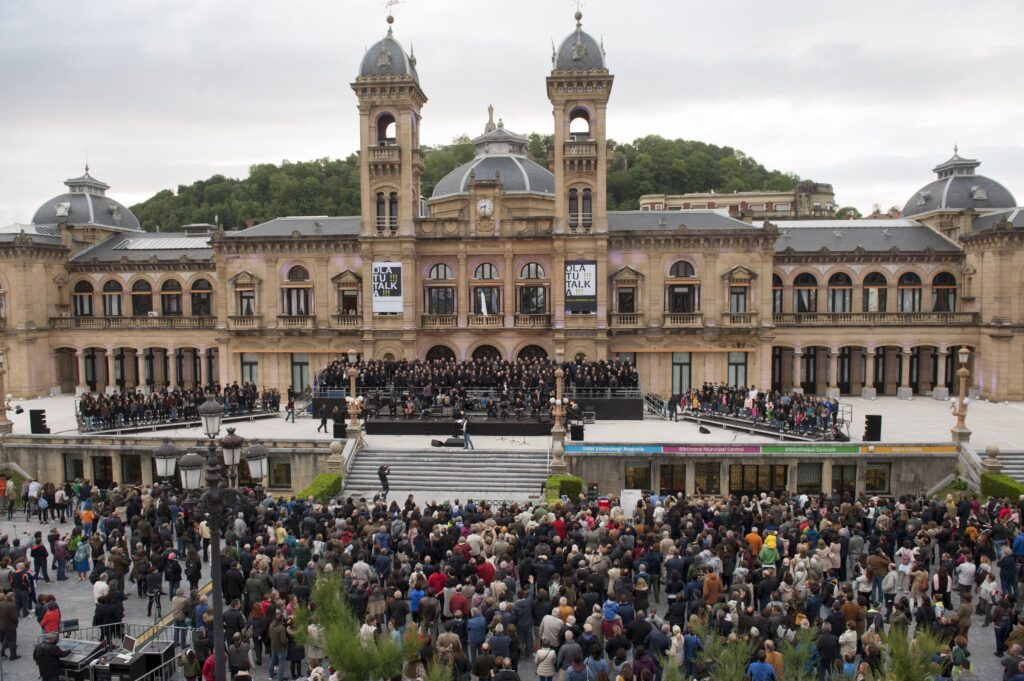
[1, 0, 1023, 224]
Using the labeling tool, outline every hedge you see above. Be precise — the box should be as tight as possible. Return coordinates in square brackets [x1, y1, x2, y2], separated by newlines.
[980, 472, 1024, 499]
[545, 474, 583, 503]
[297, 473, 343, 502]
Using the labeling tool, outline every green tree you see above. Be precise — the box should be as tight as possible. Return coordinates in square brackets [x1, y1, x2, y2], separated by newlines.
[835, 206, 863, 220]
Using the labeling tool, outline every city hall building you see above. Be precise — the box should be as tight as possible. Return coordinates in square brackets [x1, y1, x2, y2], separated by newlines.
[1, 12, 1023, 404]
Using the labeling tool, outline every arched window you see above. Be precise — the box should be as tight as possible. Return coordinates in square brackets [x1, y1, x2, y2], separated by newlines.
[376, 113, 396, 145]
[474, 263, 498, 280]
[389, 192, 398, 230]
[863, 272, 888, 312]
[582, 189, 593, 229]
[471, 345, 502, 361]
[827, 273, 853, 313]
[520, 263, 545, 279]
[131, 280, 153, 317]
[428, 264, 453, 280]
[160, 280, 183, 316]
[425, 345, 456, 362]
[569, 109, 591, 140]
[669, 261, 696, 278]
[73, 281, 94, 317]
[772, 274, 784, 314]
[932, 272, 957, 312]
[897, 272, 922, 312]
[568, 188, 579, 229]
[793, 273, 818, 313]
[101, 280, 123, 317]
[376, 192, 386, 231]
[518, 345, 548, 361]
[282, 266, 312, 316]
[190, 278, 213, 316]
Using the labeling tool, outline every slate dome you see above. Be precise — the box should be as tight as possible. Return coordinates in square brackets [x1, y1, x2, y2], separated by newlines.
[359, 16, 419, 82]
[902, 150, 1016, 218]
[31, 168, 142, 231]
[553, 11, 606, 71]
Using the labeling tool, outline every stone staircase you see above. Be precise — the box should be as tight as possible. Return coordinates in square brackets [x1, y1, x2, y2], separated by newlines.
[342, 447, 550, 501]
[994, 450, 1024, 484]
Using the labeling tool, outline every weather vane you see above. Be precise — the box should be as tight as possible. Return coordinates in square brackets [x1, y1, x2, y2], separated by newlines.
[384, 0, 403, 16]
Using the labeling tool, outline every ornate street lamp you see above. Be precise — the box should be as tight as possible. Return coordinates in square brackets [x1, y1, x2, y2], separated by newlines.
[244, 440, 269, 498]
[220, 427, 245, 488]
[952, 346, 972, 443]
[346, 348, 363, 429]
[199, 396, 224, 438]
[550, 367, 568, 473]
[154, 439, 179, 495]
[178, 450, 206, 490]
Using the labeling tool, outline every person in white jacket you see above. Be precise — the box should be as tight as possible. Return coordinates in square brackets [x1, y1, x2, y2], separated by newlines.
[955, 559, 977, 606]
[978, 572, 1000, 626]
[881, 563, 900, 616]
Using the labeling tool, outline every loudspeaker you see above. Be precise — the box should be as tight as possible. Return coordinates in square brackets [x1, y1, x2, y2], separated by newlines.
[333, 422, 345, 438]
[570, 424, 584, 441]
[698, 425, 711, 435]
[29, 409, 49, 434]
[863, 414, 882, 442]
[444, 437, 465, 447]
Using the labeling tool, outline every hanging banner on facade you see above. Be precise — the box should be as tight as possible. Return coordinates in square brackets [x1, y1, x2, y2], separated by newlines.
[565, 260, 597, 312]
[371, 262, 403, 313]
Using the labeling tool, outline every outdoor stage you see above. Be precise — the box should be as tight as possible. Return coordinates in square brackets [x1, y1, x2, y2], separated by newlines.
[364, 416, 554, 437]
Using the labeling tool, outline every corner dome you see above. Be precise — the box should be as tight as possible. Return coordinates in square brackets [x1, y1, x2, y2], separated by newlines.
[358, 16, 419, 82]
[431, 113, 554, 199]
[902, 149, 1016, 217]
[31, 167, 142, 231]
[554, 12, 606, 71]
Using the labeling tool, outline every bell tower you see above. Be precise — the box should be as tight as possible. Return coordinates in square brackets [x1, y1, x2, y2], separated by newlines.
[352, 15, 427, 238]
[548, 11, 613, 235]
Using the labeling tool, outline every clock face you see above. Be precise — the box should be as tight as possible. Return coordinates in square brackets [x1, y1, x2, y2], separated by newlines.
[476, 198, 494, 217]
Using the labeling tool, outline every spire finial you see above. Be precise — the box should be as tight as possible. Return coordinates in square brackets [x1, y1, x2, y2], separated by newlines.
[954, 143, 959, 155]
[484, 105, 496, 134]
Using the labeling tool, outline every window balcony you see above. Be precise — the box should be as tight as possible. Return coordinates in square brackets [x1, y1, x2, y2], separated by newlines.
[721, 312, 758, 327]
[276, 315, 315, 330]
[565, 314, 596, 328]
[420, 314, 457, 329]
[467, 314, 504, 328]
[663, 312, 704, 328]
[368, 146, 401, 162]
[772, 311, 980, 326]
[610, 313, 645, 328]
[564, 141, 597, 158]
[331, 313, 362, 329]
[514, 314, 551, 328]
[228, 314, 262, 330]
[51, 316, 216, 330]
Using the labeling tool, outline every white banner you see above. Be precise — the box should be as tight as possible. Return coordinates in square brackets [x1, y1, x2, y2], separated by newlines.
[371, 262, 403, 313]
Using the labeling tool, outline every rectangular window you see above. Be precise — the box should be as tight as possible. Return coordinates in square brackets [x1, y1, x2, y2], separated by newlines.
[74, 294, 93, 317]
[241, 353, 259, 385]
[828, 287, 852, 313]
[427, 287, 455, 314]
[795, 287, 817, 313]
[694, 462, 720, 495]
[340, 290, 359, 315]
[672, 352, 691, 394]
[238, 289, 256, 316]
[291, 353, 310, 392]
[191, 291, 212, 316]
[772, 286, 783, 314]
[866, 463, 891, 494]
[132, 292, 152, 316]
[520, 286, 547, 314]
[727, 352, 747, 387]
[120, 456, 142, 485]
[897, 287, 921, 313]
[667, 285, 698, 313]
[102, 293, 122, 317]
[659, 463, 685, 496]
[617, 287, 635, 313]
[472, 287, 501, 315]
[624, 462, 651, 491]
[282, 288, 311, 316]
[796, 463, 823, 494]
[832, 464, 857, 496]
[92, 457, 114, 489]
[162, 293, 182, 316]
[729, 286, 747, 313]
[616, 352, 636, 364]
[933, 287, 956, 312]
[863, 287, 885, 312]
[269, 457, 292, 489]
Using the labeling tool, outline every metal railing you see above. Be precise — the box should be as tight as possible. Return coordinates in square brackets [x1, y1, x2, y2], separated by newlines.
[314, 385, 641, 401]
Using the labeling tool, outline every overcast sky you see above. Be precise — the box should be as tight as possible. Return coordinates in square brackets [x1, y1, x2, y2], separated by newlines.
[2, 0, 1023, 227]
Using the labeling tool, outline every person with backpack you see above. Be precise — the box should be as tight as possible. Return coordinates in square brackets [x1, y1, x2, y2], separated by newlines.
[11, 562, 33, 618]
[164, 552, 183, 598]
[30, 535, 51, 583]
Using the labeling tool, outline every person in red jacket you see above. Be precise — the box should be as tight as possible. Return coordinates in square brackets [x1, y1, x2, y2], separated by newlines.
[427, 565, 448, 596]
[40, 600, 61, 634]
[202, 653, 215, 681]
[475, 557, 495, 586]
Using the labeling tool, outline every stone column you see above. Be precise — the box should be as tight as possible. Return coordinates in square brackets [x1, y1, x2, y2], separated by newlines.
[897, 348, 913, 400]
[862, 349, 877, 399]
[457, 254, 468, 328]
[684, 461, 696, 497]
[136, 349, 146, 393]
[196, 348, 206, 388]
[105, 347, 116, 395]
[850, 348, 863, 395]
[934, 349, 950, 400]
[140, 453, 153, 486]
[821, 460, 834, 495]
[791, 349, 804, 394]
[720, 460, 731, 496]
[503, 252, 514, 328]
[110, 451, 122, 485]
[168, 348, 178, 389]
[0, 364, 11, 434]
[76, 349, 89, 395]
[826, 350, 841, 400]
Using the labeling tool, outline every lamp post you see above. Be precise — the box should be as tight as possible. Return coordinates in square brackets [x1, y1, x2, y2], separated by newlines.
[0, 355, 11, 435]
[550, 367, 568, 474]
[153, 439, 179, 497]
[220, 427, 245, 488]
[951, 346, 972, 443]
[345, 349, 365, 447]
[244, 440, 269, 500]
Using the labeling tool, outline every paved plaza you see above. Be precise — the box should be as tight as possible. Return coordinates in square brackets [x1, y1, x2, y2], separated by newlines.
[6, 393, 1021, 452]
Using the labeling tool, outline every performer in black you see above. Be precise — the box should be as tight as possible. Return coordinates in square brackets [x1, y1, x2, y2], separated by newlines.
[378, 464, 391, 499]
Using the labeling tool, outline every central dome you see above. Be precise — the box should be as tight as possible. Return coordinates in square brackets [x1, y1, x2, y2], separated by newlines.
[902, 149, 1016, 218]
[431, 117, 554, 199]
[32, 168, 142, 231]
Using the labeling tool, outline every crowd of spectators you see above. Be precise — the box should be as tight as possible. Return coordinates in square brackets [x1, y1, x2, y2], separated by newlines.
[7, 463, 1023, 681]
[664, 383, 845, 438]
[76, 383, 281, 432]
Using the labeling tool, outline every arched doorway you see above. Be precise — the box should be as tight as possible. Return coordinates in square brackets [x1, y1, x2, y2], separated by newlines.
[517, 345, 548, 361]
[471, 345, 501, 362]
[425, 345, 456, 362]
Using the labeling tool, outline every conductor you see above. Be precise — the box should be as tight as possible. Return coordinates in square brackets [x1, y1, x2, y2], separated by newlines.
[378, 464, 391, 499]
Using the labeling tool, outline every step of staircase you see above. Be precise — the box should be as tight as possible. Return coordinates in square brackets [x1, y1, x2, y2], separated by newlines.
[996, 453, 1024, 484]
[342, 448, 549, 500]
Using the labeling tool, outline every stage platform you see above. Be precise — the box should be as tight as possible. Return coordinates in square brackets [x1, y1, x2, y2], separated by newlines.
[365, 417, 554, 437]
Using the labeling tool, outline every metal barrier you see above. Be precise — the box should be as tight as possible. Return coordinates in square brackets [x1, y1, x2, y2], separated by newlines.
[314, 385, 641, 401]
